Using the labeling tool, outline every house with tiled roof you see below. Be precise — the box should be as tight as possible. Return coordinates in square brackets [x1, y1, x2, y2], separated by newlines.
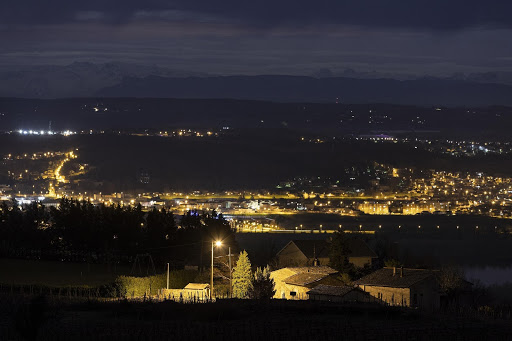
[354, 267, 442, 311]
[270, 266, 341, 300]
[276, 238, 377, 268]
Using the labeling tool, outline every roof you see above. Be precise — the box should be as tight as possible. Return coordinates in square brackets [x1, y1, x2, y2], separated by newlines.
[345, 238, 378, 258]
[184, 283, 210, 290]
[285, 266, 338, 275]
[307, 284, 359, 297]
[283, 272, 330, 286]
[353, 268, 437, 288]
[272, 266, 338, 288]
[288, 240, 330, 258]
[278, 238, 377, 260]
[270, 267, 299, 280]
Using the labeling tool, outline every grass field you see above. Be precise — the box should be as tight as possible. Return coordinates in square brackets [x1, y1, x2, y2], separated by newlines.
[2, 297, 512, 340]
[0, 258, 131, 287]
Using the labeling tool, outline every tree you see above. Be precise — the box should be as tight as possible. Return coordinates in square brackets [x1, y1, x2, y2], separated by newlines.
[439, 266, 469, 307]
[146, 207, 176, 248]
[248, 266, 276, 300]
[328, 231, 355, 275]
[232, 250, 252, 298]
[384, 259, 403, 268]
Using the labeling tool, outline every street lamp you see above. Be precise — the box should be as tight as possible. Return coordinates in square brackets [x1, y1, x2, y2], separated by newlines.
[211, 240, 222, 299]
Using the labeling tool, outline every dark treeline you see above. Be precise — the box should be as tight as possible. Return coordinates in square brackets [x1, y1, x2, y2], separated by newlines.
[2, 97, 512, 133]
[0, 199, 234, 267]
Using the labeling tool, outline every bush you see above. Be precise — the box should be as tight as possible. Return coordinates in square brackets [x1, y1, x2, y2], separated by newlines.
[116, 274, 166, 298]
[99, 280, 124, 298]
[112, 270, 198, 298]
[248, 266, 275, 300]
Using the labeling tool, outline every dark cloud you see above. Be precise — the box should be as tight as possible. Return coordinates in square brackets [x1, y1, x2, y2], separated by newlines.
[1, 0, 512, 30]
[0, 1, 511, 78]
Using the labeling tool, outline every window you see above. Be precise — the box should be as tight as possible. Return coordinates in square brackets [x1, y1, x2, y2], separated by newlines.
[290, 291, 296, 297]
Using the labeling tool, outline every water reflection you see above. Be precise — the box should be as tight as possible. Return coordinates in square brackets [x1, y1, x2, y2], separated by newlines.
[464, 266, 512, 286]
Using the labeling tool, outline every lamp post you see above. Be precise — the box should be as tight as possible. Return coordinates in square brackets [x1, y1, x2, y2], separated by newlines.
[211, 240, 222, 299]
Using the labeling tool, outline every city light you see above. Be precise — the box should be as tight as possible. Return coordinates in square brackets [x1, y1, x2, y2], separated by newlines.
[17, 129, 75, 136]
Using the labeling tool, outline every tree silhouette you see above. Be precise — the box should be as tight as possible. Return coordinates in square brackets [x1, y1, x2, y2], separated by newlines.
[248, 265, 275, 300]
[329, 231, 355, 275]
[0, 202, 237, 268]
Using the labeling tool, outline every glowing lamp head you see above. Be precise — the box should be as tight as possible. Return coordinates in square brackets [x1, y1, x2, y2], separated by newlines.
[215, 240, 222, 247]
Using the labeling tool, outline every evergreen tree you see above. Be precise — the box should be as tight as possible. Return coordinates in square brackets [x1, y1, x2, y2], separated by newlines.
[248, 265, 276, 300]
[232, 250, 253, 298]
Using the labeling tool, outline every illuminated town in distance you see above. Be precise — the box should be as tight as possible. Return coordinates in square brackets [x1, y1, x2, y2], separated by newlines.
[3, 104, 512, 338]
[3, 0, 512, 339]
[3, 120, 512, 232]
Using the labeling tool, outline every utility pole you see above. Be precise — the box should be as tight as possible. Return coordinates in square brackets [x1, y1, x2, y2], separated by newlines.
[166, 263, 169, 290]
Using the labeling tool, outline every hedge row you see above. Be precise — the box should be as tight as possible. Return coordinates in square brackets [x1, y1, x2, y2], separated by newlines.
[0, 270, 199, 298]
[109, 270, 199, 298]
[115, 275, 165, 297]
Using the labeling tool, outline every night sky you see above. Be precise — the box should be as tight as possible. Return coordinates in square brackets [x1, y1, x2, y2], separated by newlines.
[1, 1, 512, 77]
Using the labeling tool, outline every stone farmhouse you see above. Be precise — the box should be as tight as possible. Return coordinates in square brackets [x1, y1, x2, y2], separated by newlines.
[270, 266, 340, 300]
[354, 267, 442, 311]
[276, 238, 378, 268]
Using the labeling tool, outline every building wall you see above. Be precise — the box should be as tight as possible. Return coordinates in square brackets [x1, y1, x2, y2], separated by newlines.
[358, 285, 410, 307]
[409, 278, 441, 311]
[314, 257, 330, 267]
[270, 268, 310, 300]
[271, 268, 297, 299]
[309, 290, 369, 303]
[349, 256, 373, 268]
[279, 255, 329, 267]
[277, 243, 374, 269]
[277, 243, 309, 267]
[278, 283, 311, 300]
[359, 279, 441, 310]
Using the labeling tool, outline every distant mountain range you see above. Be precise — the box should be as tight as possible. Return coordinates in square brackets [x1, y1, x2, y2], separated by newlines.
[1, 62, 512, 106]
[0, 62, 206, 99]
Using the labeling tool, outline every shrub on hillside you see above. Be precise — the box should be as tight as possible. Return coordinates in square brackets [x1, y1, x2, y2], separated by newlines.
[113, 270, 198, 298]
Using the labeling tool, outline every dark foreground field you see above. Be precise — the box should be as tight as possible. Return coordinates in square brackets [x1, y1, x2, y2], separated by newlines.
[0, 259, 132, 287]
[1, 295, 512, 341]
